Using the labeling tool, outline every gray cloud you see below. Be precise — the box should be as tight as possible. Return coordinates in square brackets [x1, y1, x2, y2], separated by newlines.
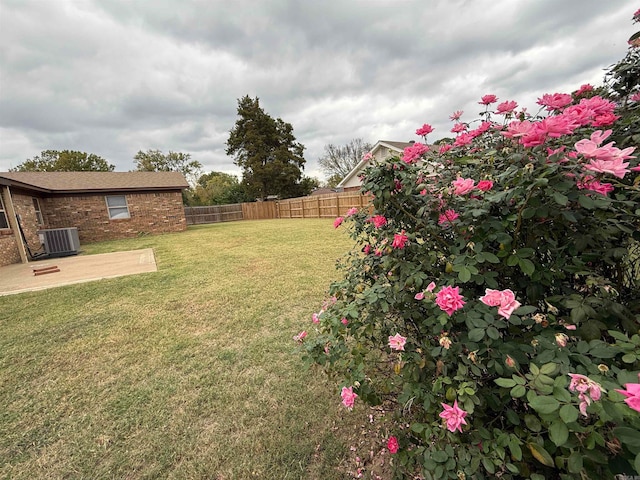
[0, 0, 637, 179]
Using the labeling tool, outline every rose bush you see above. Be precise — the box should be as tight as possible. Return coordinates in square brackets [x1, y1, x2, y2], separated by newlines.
[301, 12, 640, 480]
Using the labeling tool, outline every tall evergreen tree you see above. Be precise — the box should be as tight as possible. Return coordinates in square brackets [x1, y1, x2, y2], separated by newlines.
[226, 96, 306, 200]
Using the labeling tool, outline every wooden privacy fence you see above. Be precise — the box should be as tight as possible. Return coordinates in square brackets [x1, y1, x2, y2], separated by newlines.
[184, 191, 372, 224]
[184, 204, 243, 225]
[276, 191, 372, 219]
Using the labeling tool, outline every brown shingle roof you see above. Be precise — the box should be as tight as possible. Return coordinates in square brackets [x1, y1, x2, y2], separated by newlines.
[0, 171, 189, 193]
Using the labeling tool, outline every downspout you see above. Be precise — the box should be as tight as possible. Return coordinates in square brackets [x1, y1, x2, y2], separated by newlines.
[2, 186, 28, 264]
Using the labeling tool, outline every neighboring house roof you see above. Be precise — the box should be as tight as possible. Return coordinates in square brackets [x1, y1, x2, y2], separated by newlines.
[0, 171, 189, 194]
[337, 140, 414, 189]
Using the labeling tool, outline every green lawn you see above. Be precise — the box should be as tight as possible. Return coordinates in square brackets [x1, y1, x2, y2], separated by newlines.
[0, 219, 368, 479]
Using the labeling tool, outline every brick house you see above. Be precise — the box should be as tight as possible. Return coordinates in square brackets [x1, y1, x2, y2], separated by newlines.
[0, 171, 189, 266]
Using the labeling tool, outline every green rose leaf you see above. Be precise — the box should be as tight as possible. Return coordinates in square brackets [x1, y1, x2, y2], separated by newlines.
[549, 421, 569, 446]
[529, 396, 560, 414]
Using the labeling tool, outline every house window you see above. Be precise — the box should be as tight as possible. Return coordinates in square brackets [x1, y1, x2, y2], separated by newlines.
[0, 194, 9, 229]
[32, 197, 43, 225]
[105, 195, 130, 219]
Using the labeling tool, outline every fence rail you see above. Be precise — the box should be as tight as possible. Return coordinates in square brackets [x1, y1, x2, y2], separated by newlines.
[183, 191, 373, 225]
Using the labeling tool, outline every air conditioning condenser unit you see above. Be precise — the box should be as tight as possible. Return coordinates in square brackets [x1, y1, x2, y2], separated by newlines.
[38, 227, 80, 257]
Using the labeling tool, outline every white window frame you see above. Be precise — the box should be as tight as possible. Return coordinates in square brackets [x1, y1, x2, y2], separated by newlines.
[105, 195, 130, 220]
[32, 197, 44, 225]
[0, 194, 9, 229]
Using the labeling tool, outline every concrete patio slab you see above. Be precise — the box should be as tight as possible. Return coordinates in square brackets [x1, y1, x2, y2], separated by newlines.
[0, 249, 157, 296]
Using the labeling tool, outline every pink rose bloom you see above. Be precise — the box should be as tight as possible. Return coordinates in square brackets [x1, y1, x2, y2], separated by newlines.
[439, 400, 468, 433]
[312, 313, 320, 324]
[451, 123, 468, 133]
[363, 244, 371, 255]
[479, 289, 503, 307]
[630, 92, 640, 103]
[414, 292, 425, 300]
[451, 177, 476, 195]
[345, 207, 358, 216]
[502, 120, 535, 138]
[497, 289, 521, 319]
[387, 436, 399, 454]
[341, 317, 349, 325]
[496, 100, 518, 115]
[294, 331, 307, 342]
[536, 115, 579, 138]
[579, 96, 616, 116]
[479, 94, 498, 105]
[574, 84, 594, 96]
[577, 176, 614, 196]
[453, 133, 475, 147]
[438, 144, 453, 155]
[477, 180, 494, 191]
[392, 231, 409, 249]
[537, 92, 573, 111]
[480, 288, 521, 319]
[592, 113, 619, 127]
[341, 386, 358, 410]
[438, 209, 459, 227]
[334, 216, 344, 228]
[388, 333, 407, 351]
[584, 158, 631, 179]
[402, 142, 429, 164]
[426, 281, 436, 292]
[616, 375, 640, 412]
[362, 152, 373, 162]
[435, 286, 466, 316]
[416, 123, 434, 136]
[370, 215, 387, 228]
[450, 110, 463, 121]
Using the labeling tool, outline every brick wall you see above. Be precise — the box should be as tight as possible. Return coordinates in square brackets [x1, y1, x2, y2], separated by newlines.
[41, 190, 187, 243]
[0, 233, 21, 267]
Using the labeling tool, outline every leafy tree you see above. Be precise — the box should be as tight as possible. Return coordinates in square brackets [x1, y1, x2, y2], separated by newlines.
[187, 171, 250, 205]
[11, 150, 115, 172]
[133, 149, 202, 185]
[226, 95, 306, 200]
[318, 138, 372, 187]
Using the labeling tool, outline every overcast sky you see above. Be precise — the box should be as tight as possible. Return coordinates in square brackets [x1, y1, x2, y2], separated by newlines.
[0, 1, 637, 181]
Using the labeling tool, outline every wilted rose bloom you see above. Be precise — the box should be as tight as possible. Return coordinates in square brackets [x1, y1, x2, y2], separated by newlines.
[294, 331, 307, 342]
[439, 400, 468, 433]
[388, 333, 407, 351]
[435, 286, 466, 316]
[555, 333, 569, 347]
[479, 94, 498, 105]
[568, 374, 603, 416]
[333, 216, 343, 228]
[387, 436, 399, 454]
[439, 334, 452, 349]
[341, 386, 358, 410]
[477, 180, 494, 191]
